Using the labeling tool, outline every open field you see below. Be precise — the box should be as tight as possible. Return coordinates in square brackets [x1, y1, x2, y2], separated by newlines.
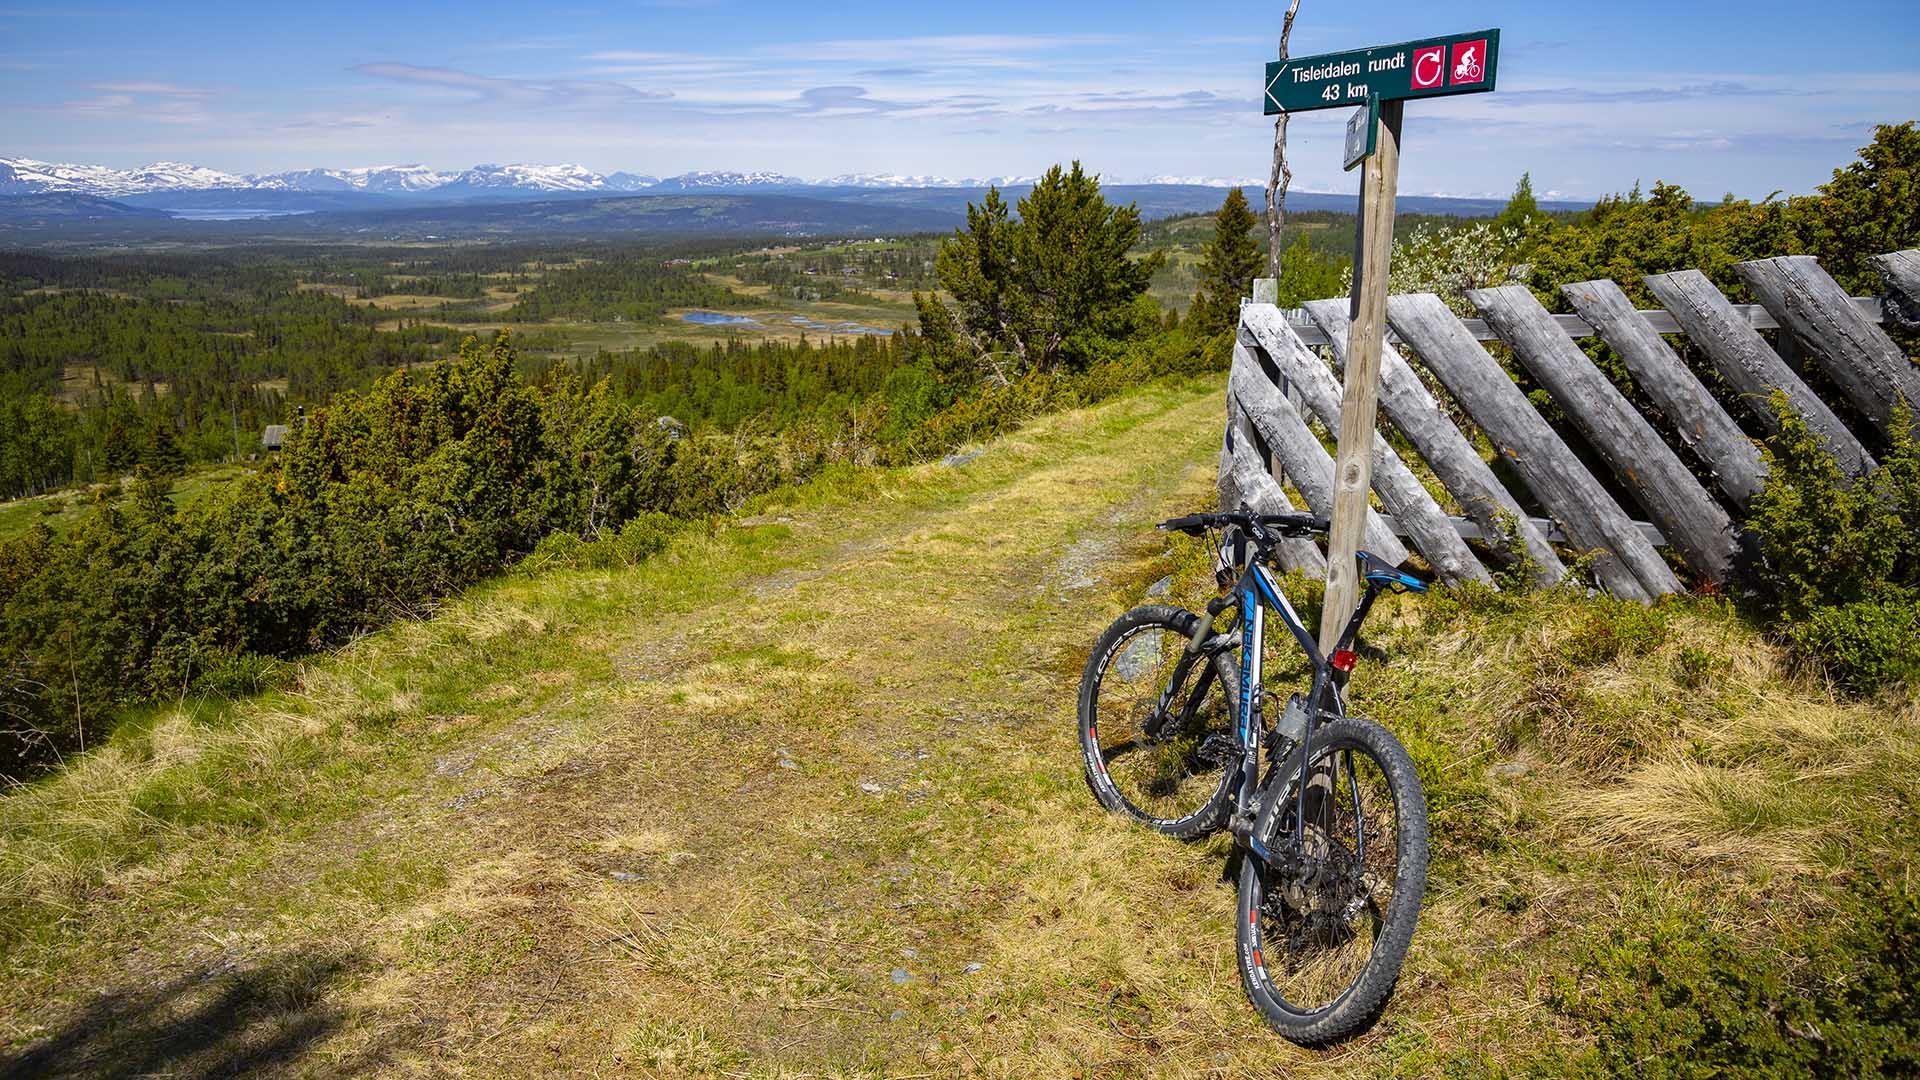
[3, 373, 1912, 1076]
[0, 462, 257, 540]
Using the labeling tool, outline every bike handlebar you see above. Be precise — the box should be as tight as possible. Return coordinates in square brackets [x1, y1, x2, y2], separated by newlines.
[1157, 509, 1329, 539]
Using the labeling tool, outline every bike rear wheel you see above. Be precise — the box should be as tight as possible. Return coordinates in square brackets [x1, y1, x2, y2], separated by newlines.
[1077, 605, 1240, 840]
[1235, 716, 1428, 1046]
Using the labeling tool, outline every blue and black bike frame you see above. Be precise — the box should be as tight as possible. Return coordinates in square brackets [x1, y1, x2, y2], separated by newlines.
[1219, 553, 1386, 866]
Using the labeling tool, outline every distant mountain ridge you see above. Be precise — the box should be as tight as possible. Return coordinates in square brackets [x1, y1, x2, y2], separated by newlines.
[1, 155, 1274, 203]
[0, 156, 1062, 201]
[0, 155, 1593, 242]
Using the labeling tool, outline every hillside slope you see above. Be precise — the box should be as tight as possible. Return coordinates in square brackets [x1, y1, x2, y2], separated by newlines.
[2, 375, 1914, 1077]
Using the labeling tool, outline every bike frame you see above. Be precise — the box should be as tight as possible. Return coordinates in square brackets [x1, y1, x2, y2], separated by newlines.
[1211, 550, 1383, 866]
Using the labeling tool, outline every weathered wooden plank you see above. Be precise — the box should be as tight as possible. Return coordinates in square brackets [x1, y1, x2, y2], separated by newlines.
[1230, 345, 1410, 564]
[1735, 255, 1920, 437]
[1471, 285, 1737, 584]
[1275, 298, 1886, 347]
[1239, 306, 1492, 587]
[1643, 269, 1874, 476]
[1386, 292, 1676, 600]
[1217, 394, 1241, 512]
[1299, 298, 1567, 588]
[1224, 395, 1327, 576]
[1229, 452, 1331, 578]
[1870, 249, 1920, 331]
[1562, 278, 1768, 507]
[1374, 512, 1665, 547]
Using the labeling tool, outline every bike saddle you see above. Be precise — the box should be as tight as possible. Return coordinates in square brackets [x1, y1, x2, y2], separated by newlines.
[1357, 550, 1430, 593]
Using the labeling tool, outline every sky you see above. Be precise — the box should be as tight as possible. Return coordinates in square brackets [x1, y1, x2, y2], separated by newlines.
[2, 0, 1916, 200]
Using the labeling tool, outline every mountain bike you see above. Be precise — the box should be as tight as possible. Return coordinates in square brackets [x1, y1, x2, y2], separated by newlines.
[1076, 508, 1431, 1045]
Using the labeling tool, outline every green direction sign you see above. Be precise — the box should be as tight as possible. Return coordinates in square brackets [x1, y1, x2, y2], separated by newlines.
[1265, 29, 1499, 115]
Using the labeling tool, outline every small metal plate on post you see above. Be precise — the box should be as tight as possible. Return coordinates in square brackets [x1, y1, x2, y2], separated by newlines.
[1343, 97, 1379, 171]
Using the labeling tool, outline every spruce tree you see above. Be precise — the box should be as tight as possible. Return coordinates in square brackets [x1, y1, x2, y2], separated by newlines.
[1189, 187, 1262, 337]
[1496, 172, 1538, 232]
[143, 412, 186, 479]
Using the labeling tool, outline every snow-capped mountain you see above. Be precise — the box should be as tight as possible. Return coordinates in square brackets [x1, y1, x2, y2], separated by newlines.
[437, 162, 614, 193]
[0, 157, 250, 197]
[259, 165, 456, 193]
[648, 170, 809, 192]
[818, 173, 961, 189]
[3, 156, 681, 199]
[1138, 174, 1262, 188]
[1, 156, 1257, 205]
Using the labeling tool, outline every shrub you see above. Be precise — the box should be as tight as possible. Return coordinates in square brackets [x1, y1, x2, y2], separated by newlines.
[1544, 878, 1920, 1077]
[1745, 397, 1920, 690]
[1561, 595, 1669, 666]
[0, 335, 801, 777]
[1783, 590, 1920, 691]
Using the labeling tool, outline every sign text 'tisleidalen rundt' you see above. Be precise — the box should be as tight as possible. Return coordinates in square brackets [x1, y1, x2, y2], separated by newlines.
[1265, 29, 1500, 114]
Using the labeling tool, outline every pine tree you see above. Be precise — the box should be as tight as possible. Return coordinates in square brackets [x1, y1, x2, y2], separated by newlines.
[921, 163, 1162, 380]
[1188, 187, 1263, 337]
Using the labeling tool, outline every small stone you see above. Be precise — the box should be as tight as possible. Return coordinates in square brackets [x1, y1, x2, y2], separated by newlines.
[1146, 574, 1174, 597]
[901, 947, 919, 960]
[941, 448, 984, 468]
[890, 968, 912, 985]
[861, 782, 884, 795]
[609, 870, 644, 883]
[889, 1009, 908, 1022]
[962, 962, 983, 975]
[1491, 761, 1531, 779]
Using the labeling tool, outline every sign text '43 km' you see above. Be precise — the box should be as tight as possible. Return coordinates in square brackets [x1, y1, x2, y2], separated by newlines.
[1265, 29, 1500, 115]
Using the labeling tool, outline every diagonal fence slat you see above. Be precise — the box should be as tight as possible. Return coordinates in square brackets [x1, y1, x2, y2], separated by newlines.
[1239, 305, 1492, 587]
[1471, 285, 1738, 585]
[1869, 249, 1920, 331]
[1736, 255, 1920, 438]
[1230, 345, 1410, 564]
[1299, 298, 1567, 588]
[1223, 395, 1328, 576]
[1387, 292, 1677, 601]
[1562, 278, 1768, 508]
[1643, 268, 1875, 476]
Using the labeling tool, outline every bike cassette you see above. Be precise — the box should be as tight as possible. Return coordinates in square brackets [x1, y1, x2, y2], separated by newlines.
[1196, 733, 1240, 765]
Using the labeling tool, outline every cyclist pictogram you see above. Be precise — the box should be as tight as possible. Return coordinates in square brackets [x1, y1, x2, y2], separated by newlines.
[1449, 39, 1488, 85]
[1453, 46, 1480, 81]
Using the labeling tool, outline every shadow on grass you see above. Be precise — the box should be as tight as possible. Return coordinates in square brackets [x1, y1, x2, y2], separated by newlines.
[0, 948, 391, 1079]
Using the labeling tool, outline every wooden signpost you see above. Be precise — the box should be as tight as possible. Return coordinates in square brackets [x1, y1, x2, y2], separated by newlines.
[1263, 29, 1501, 648]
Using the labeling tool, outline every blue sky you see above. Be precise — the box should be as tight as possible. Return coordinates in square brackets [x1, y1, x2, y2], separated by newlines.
[2, 0, 1915, 199]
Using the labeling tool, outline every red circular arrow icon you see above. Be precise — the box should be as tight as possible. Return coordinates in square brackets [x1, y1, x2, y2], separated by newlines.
[1411, 46, 1445, 89]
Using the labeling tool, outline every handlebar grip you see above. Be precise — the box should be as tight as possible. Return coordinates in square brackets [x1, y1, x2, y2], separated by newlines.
[1157, 514, 1211, 536]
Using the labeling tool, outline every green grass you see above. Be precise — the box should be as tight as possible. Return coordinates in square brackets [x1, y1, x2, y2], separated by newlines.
[0, 462, 255, 540]
[1, 373, 1915, 1077]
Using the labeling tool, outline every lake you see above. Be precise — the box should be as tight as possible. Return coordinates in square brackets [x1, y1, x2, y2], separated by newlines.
[679, 311, 760, 327]
[163, 209, 314, 221]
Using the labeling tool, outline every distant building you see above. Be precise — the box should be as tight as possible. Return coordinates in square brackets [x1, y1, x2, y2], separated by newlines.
[262, 424, 290, 450]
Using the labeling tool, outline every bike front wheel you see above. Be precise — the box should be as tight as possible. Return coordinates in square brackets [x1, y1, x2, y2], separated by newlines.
[1236, 716, 1429, 1046]
[1077, 605, 1240, 840]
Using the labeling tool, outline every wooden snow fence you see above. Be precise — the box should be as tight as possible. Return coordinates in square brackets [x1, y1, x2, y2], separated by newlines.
[1217, 250, 1920, 600]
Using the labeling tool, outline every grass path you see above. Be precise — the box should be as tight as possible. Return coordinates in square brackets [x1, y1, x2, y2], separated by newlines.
[1, 376, 1316, 1077]
[4, 373, 1915, 1077]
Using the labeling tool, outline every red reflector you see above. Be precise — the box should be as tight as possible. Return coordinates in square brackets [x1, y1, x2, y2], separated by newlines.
[1330, 649, 1359, 673]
